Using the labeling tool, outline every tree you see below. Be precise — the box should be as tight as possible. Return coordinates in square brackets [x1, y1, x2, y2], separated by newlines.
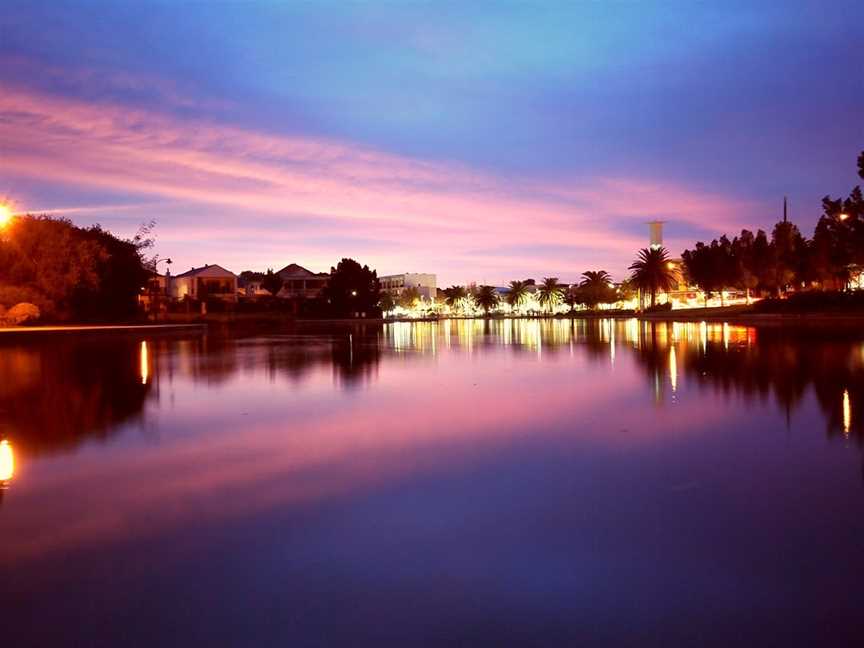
[261, 269, 284, 296]
[682, 242, 716, 306]
[858, 150, 864, 180]
[379, 291, 395, 313]
[443, 285, 472, 313]
[563, 287, 581, 313]
[506, 280, 530, 313]
[731, 230, 760, 302]
[474, 285, 499, 315]
[578, 270, 616, 309]
[628, 247, 676, 309]
[398, 285, 421, 309]
[0, 214, 152, 321]
[537, 277, 563, 313]
[767, 220, 805, 296]
[319, 258, 379, 317]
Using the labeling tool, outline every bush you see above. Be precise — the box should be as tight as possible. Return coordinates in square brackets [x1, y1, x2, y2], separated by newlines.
[754, 291, 864, 314]
[6, 302, 40, 325]
[0, 284, 54, 318]
[644, 302, 673, 313]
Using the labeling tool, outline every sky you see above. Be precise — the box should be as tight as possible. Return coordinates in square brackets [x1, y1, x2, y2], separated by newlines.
[1, 1, 862, 285]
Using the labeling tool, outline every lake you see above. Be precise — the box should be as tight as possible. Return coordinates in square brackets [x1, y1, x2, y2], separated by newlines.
[1, 319, 863, 646]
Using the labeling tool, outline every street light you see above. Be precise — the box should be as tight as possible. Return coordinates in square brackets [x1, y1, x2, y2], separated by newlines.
[0, 203, 13, 228]
[839, 212, 850, 221]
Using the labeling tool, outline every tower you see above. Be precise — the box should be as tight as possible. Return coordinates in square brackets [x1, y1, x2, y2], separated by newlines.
[648, 221, 665, 250]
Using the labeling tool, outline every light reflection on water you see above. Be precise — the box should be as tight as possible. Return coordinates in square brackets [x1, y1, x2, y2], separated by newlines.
[1, 319, 864, 646]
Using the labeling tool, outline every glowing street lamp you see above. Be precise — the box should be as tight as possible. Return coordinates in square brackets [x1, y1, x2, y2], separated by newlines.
[839, 212, 850, 221]
[0, 439, 14, 486]
[0, 203, 13, 228]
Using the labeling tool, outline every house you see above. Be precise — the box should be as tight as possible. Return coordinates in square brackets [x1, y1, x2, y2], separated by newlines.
[168, 264, 238, 302]
[380, 273, 437, 300]
[276, 263, 329, 299]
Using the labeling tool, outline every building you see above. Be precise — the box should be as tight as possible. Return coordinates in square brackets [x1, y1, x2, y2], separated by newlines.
[276, 263, 329, 299]
[168, 264, 238, 302]
[380, 273, 437, 300]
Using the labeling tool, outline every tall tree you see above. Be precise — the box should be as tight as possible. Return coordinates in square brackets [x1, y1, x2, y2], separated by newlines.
[628, 247, 676, 309]
[506, 280, 530, 313]
[578, 270, 616, 309]
[443, 285, 472, 313]
[319, 258, 379, 317]
[474, 285, 499, 315]
[537, 277, 563, 313]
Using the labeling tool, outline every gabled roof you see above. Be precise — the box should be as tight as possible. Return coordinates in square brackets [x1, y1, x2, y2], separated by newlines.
[173, 264, 237, 279]
[276, 263, 329, 278]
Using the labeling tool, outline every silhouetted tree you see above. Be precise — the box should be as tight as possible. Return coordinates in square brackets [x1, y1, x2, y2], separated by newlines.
[537, 277, 563, 313]
[506, 280, 530, 313]
[319, 258, 380, 317]
[261, 269, 284, 296]
[578, 270, 616, 309]
[629, 247, 676, 308]
[474, 285, 500, 315]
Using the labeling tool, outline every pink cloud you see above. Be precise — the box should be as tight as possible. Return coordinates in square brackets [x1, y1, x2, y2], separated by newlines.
[0, 82, 758, 283]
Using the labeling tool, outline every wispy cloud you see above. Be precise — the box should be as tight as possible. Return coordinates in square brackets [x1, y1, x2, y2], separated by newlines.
[0, 81, 757, 283]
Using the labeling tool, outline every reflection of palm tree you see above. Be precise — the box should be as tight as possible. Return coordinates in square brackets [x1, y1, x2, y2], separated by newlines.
[475, 285, 499, 315]
[506, 280, 530, 313]
[537, 277, 564, 313]
[628, 247, 676, 308]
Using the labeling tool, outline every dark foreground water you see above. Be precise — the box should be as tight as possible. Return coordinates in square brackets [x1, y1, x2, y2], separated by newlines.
[2, 319, 864, 646]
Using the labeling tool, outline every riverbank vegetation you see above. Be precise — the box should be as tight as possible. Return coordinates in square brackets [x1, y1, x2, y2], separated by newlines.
[0, 214, 154, 323]
[680, 149, 864, 302]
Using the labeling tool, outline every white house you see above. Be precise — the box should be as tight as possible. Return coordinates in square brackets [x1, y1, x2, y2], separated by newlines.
[168, 264, 238, 302]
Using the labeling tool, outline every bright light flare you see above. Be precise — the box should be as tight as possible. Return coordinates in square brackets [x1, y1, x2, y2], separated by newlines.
[0, 203, 13, 227]
[0, 439, 14, 484]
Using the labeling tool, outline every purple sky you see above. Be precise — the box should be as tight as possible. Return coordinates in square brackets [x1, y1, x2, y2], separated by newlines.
[1, 1, 862, 284]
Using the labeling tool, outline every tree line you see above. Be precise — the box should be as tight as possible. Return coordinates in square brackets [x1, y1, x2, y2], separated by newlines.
[681, 150, 864, 302]
[0, 214, 154, 321]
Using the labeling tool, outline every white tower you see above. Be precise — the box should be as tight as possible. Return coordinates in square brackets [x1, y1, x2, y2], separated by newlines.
[648, 221, 665, 250]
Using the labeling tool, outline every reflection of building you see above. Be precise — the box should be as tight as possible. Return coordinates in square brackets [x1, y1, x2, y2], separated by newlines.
[276, 264, 330, 299]
[169, 264, 238, 302]
[380, 273, 437, 300]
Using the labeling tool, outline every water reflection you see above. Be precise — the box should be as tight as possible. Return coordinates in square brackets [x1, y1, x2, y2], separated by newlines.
[3, 320, 864, 461]
[4, 320, 864, 645]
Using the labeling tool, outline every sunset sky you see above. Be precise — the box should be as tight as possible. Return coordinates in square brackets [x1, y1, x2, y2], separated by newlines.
[1, 1, 862, 284]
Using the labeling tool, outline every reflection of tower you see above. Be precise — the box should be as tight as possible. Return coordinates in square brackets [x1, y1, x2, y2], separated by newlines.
[648, 221, 665, 250]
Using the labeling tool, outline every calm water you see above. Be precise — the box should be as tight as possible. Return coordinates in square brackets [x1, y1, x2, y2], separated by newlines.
[2, 319, 864, 646]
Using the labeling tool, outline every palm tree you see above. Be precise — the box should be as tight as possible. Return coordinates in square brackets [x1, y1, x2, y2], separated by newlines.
[506, 280, 530, 313]
[628, 247, 677, 309]
[443, 285, 471, 314]
[580, 270, 612, 288]
[537, 277, 563, 313]
[579, 270, 615, 310]
[475, 285, 499, 316]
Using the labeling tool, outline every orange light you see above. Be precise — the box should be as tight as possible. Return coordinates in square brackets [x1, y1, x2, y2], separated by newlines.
[0, 439, 14, 484]
[0, 203, 13, 227]
[839, 213, 850, 221]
